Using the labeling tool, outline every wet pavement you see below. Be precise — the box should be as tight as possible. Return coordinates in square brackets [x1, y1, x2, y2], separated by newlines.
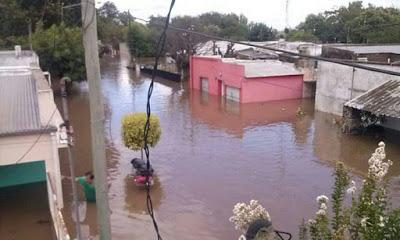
[57, 53, 400, 240]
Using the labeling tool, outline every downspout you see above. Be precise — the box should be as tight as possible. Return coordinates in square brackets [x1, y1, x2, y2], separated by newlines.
[51, 132, 64, 209]
[350, 67, 355, 100]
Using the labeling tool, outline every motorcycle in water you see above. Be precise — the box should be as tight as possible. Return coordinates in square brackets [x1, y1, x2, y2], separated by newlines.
[130, 158, 154, 186]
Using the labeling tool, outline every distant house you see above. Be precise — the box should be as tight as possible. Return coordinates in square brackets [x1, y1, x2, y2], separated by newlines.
[0, 48, 70, 239]
[190, 56, 304, 103]
[322, 44, 400, 63]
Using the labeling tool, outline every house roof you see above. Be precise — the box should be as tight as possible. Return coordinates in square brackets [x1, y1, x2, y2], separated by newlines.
[0, 51, 39, 69]
[222, 59, 303, 78]
[330, 45, 400, 55]
[345, 80, 400, 118]
[0, 73, 48, 136]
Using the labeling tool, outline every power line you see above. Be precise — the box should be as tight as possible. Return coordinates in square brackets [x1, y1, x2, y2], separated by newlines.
[131, 16, 400, 77]
[143, 0, 175, 239]
[13, 107, 58, 165]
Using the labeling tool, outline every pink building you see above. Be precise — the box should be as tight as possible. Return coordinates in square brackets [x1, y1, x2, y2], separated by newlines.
[190, 56, 304, 103]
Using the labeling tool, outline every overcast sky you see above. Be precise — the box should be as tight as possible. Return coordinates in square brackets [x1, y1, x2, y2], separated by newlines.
[103, 0, 400, 30]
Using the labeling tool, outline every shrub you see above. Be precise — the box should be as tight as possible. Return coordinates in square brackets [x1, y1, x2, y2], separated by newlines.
[301, 142, 399, 240]
[121, 113, 161, 152]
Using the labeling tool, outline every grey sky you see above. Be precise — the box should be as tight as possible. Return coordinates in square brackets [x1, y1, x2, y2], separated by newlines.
[103, 0, 399, 29]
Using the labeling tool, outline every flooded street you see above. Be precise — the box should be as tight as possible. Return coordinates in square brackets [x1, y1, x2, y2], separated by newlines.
[59, 53, 400, 239]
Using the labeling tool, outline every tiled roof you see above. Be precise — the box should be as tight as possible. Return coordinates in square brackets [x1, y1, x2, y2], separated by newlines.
[0, 73, 43, 136]
[345, 80, 400, 118]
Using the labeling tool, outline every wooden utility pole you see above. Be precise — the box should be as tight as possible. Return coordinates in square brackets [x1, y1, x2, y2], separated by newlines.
[81, 0, 112, 239]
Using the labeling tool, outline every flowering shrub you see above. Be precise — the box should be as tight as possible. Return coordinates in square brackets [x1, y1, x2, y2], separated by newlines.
[229, 200, 271, 233]
[300, 142, 400, 240]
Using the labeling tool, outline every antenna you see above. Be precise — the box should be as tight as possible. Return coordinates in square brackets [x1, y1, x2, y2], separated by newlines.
[285, 0, 290, 29]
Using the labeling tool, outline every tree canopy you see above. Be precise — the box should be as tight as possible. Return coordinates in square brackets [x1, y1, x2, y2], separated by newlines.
[288, 1, 400, 43]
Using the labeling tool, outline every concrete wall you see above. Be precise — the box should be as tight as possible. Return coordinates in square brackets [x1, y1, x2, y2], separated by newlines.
[315, 61, 400, 116]
[382, 116, 400, 131]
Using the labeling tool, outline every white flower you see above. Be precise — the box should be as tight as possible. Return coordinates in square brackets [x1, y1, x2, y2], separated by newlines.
[316, 195, 329, 204]
[316, 209, 326, 216]
[347, 186, 356, 195]
[361, 217, 368, 228]
[347, 180, 357, 195]
[367, 142, 393, 181]
[378, 216, 385, 227]
[307, 219, 316, 225]
[238, 235, 246, 240]
[230, 200, 270, 233]
[320, 203, 328, 211]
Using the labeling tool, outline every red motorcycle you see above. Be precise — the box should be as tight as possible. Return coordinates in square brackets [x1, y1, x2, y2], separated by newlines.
[130, 158, 154, 187]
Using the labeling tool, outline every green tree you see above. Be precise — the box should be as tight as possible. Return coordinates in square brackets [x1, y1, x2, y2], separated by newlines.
[248, 22, 278, 41]
[127, 22, 153, 58]
[32, 23, 85, 81]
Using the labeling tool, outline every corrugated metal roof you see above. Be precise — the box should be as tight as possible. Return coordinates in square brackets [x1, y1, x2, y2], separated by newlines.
[0, 73, 43, 135]
[345, 80, 400, 118]
[221, 59, 302, 78]
[333, 45, 400, 55]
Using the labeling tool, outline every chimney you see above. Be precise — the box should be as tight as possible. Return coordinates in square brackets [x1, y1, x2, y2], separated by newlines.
[15, 45, 22, 58]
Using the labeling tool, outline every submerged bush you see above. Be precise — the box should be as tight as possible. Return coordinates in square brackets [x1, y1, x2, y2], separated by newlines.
[121, 113, 161, 151]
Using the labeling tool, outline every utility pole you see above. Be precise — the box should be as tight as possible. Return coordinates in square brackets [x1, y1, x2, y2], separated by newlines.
[61, 2, 64, 23]
[28, 19, 33, 51]
[81, 0, 112, 239]
[60, 78, 82, 240]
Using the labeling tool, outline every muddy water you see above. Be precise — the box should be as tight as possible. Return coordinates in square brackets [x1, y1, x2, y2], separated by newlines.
[59, 54, 400, 240]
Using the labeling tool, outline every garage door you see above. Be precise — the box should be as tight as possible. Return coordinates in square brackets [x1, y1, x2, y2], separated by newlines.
[201, 78, 209, 92]
[226, 86, 240, 102]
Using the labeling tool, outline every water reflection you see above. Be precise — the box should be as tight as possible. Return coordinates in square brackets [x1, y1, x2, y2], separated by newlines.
[123, 175, 163, 215]
[57, 55, 400, 240]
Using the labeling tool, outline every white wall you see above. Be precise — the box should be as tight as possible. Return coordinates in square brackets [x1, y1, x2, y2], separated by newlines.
[315, 62, 400, 116]
[0, 133, 64, 208]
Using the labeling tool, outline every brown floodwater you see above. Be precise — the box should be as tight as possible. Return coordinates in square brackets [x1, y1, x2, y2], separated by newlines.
[58, 53, 400, 240]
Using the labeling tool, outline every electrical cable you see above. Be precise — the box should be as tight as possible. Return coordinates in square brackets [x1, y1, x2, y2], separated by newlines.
[142, 0, 175, 239]
[131, 16, 400, 77]
[13, 107, 58, 165]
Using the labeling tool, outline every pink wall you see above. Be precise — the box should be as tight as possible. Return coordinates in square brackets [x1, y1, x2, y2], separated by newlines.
[190, 56, 304, 103]
[190, 56, 244, 96]
[241, 75, 303, 103]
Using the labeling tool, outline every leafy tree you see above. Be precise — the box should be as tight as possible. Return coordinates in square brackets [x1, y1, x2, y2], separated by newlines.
[32, 23, 85, 81]
[248, 22, 278, 41]
[121, 113, 161, 155]
[293, 1, 400, 43]
[127, 22, 153, 58]
[286, 29, 319, 42]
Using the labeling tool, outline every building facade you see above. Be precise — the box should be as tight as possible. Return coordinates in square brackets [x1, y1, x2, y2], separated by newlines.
[0, 49, 69, 239]
[190, 56, 304, 103]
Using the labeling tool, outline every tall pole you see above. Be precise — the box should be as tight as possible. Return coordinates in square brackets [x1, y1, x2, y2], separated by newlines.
[60, 78, 82, 240]
[81, 0, 112, 239]
[28, 19, 33, 51]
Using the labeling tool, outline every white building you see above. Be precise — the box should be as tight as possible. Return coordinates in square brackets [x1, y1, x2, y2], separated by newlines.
[0, 48, 70, 239]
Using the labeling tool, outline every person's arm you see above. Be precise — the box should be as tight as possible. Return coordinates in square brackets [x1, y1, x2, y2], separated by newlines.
[75, 176, 85, 185]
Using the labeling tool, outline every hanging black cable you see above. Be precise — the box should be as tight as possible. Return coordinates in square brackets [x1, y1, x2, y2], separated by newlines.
[143, 0, 175, 239]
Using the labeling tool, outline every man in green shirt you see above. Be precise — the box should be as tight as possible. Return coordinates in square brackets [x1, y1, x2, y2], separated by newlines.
[75, 171, 96, 202]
